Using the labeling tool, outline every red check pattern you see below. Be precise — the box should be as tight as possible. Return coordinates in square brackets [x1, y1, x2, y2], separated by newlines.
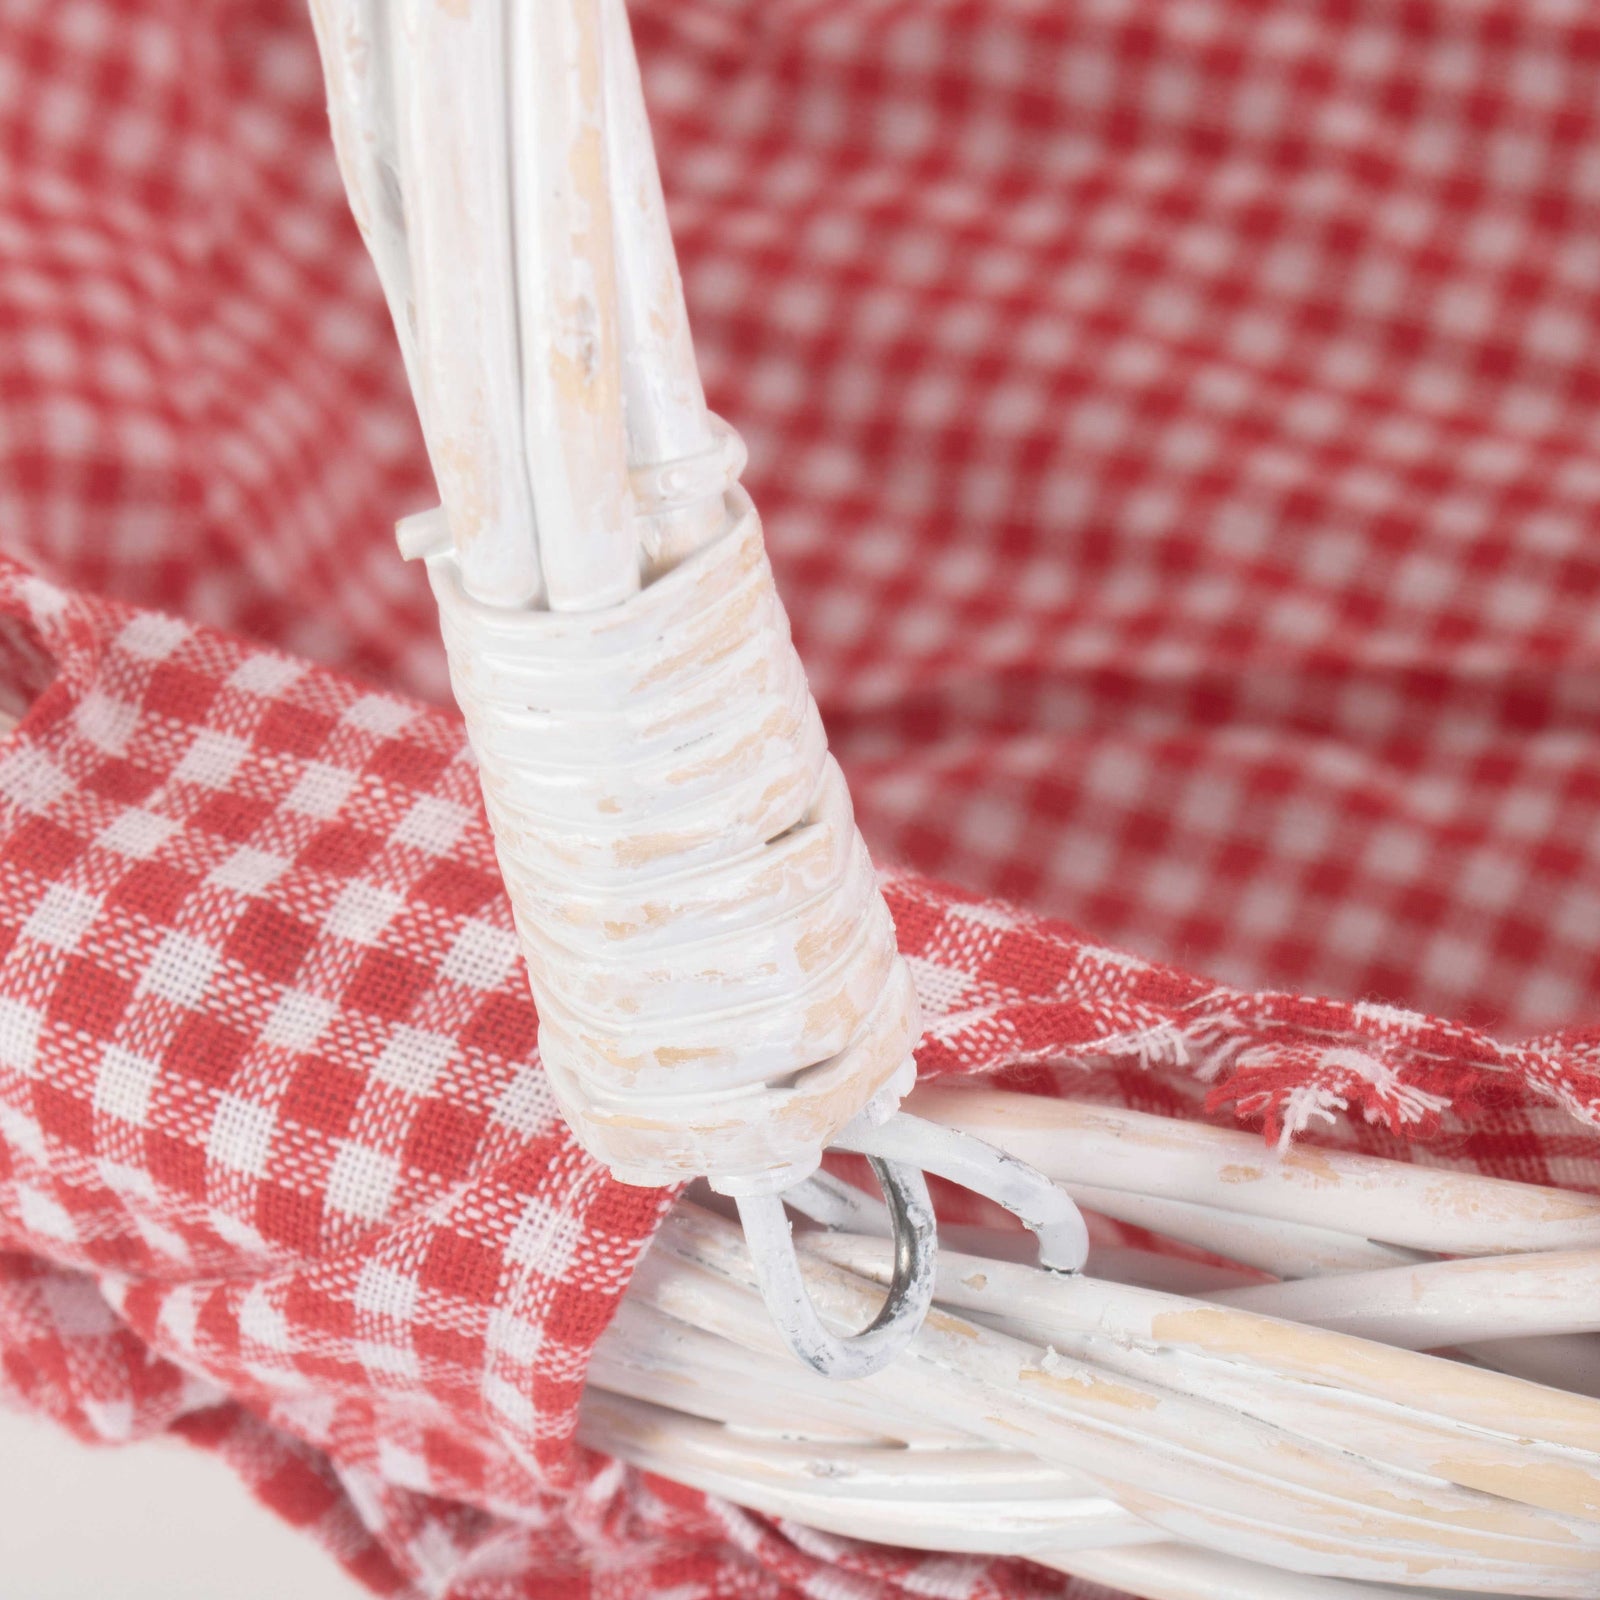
[1, 2, 1599, 1598]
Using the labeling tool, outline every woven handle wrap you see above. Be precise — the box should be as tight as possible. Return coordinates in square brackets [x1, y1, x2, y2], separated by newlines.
[410, 490, 919, 1193]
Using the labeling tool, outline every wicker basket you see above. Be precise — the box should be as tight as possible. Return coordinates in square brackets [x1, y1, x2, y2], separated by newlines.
[307, 5, 1600, 1595]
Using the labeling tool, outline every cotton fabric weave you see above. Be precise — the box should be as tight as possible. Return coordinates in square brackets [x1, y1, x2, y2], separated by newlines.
[1, 2, 1599, 1597]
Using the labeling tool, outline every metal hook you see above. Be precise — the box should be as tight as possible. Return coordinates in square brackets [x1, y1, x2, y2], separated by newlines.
[735, 1155, 937, 1380]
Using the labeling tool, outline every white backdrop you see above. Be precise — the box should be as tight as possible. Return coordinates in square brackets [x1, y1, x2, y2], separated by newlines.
[0, 1405, 362, 1598]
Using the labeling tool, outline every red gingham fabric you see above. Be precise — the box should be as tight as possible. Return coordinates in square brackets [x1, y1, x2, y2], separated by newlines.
[2, 2, 1600, 1597]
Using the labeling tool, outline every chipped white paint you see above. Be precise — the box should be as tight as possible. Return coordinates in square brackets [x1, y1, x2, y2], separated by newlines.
[588, 1202, 1600, 1594]
[599, 0, 729, 576]
[405, 495, 919, 1191]
[910, 1084, 1600, 1255]
[507, 0, 638, 610]
[308, 6, 1600, 1587]
[308, 0, 544, 605]
[582, 1085, 1600, 1593]
[584, 1391, 1532, 1599]
[312, 0, 1115, 1382]
[314, 0, 921, 1192]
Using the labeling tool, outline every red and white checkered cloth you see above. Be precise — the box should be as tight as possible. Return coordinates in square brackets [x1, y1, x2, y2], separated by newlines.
[2, 1, 1600, 1596]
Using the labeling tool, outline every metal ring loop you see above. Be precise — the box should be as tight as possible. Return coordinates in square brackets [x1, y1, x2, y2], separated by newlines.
[735, 1156, 937, 1380]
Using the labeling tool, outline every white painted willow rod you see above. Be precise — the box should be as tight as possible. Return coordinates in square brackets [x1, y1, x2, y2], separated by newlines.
[638, 1208, 1600, 1591]
[806, 1266, 1600, 1552]
[509, 0, 637, 610]
[310, 0, 545, 605]
[591, 1297, 971, 1448]
[584, 1393, 1526, 1600]
[598, 0, 729, 574]
[810, 1236, 1600, 1526]
[909, 1085, 1600, 1256]
[589, 1091, 1600, 1582]
[588, 1339, 1586, 1595]
[1213, 1249, 1600, 1347]
[1067, 1181, 1427, 1277]
[1467, 1334, 1600, 1401]
[305, 4, 416, 396]
[589, 1160, 1600, 1586]
[314, 0, 714, 599]
[314, 0, 648, 608]
[1052, 1229, 1600, 1352]
[613, 1218, 1567, 1598]
[808, 1226, 1600, 1460]
[579, 1392, 1160, 1556]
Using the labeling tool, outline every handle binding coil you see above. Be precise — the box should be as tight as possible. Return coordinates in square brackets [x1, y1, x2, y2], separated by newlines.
[403, 487, 921, 1196]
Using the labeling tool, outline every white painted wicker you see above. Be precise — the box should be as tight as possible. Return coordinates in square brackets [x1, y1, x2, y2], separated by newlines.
[310, 0, 922, 1201]
[308, 5, 1600, 1594]
[585, 1091, 1600, 1596]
